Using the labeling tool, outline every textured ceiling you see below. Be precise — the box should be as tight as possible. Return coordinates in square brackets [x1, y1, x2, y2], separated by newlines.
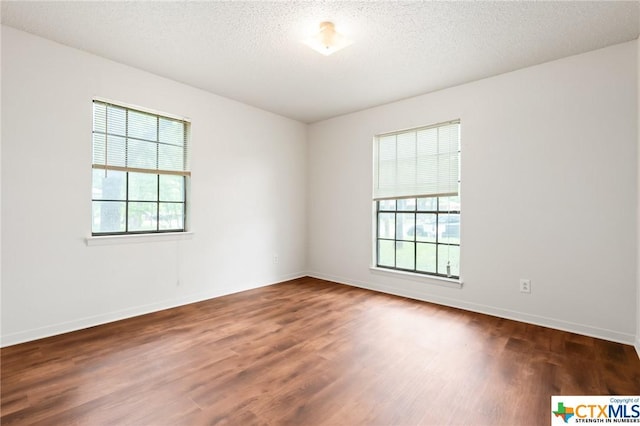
[2, 1, 639, 123]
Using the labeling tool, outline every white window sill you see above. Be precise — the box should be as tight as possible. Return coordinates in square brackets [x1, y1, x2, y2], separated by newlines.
[85, 232, 194, 246]
[369, 266, 463, 289]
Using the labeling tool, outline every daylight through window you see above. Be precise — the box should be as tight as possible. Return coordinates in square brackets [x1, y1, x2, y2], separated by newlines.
[373, 121, 460, 278]
[91, 100, 190, 235]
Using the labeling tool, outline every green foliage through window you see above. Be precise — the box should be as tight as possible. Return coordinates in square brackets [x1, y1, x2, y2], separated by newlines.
[376, 196, 460, 278]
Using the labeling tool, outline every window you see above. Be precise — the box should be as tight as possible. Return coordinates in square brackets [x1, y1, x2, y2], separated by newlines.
[91, 100, 189, 235]
[373, 121, 460, 278]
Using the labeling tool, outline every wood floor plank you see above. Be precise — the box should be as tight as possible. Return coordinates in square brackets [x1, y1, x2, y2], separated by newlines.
[2, 277, 639, 425]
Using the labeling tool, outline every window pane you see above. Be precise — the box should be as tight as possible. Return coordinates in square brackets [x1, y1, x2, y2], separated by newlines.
[438, 196, 460, 212]
[437, 244, 460, 277]
[128, 202, 157, 232]
[450, 196, 461, 211]
[158, 144, 184, 171]
[93, 102, 106, 133]
[378, 213, 395, 239]
[127, 139, 157, 169]
[92, 201, 125, 233]
[416, 213, 436, 243]
[159, 118, 184, 145]
[129, 173, 158, 201]
[378, 240, 395, 267]
[378, 200, 396, 211]
[417, 197, 437, 211]
[417, 127, 438, 155]
[396, 213, 415, 241]
[92, 169, 126, 200]
[92, 134, 105, 165]
[396, 241, 415, 270]
[93, 134, 126, 167]
[439, 213, 460, 244]
[159, 175, 185, 202]
[106, 105, 126, 137]
[416, 243, 436, 273]
[377, 135, 396, 192]
[159, 203, 184, 230]
[396, 132, 416, 190]
[397, 198, 416, 211]
[128, 110, 157, 141]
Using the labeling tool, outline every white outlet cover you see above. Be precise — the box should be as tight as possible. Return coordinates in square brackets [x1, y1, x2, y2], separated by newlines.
[519, 279, 531, 293]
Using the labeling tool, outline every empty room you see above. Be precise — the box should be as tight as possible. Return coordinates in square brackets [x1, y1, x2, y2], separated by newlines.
[1, 1, 640, 425]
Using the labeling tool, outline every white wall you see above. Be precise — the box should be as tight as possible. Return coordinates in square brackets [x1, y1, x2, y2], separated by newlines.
[0, 26, 3, 343]
[2, 26, 638, 349]
[1, 26, 307, 346]
[636, 37, 640, 356]
[308, 41, 638, 344]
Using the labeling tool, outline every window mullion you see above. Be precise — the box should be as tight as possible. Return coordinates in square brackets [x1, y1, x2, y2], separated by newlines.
[156, 117, 160, 232]
[413, 206, 417, 273]
[394, 211, 397, 268]
[156, 174, 160, 232]
[125, 109, 129, 233]
[125, 172, 130, 233]
[375, 202, 379, 267]
[435, 198, 439, 275]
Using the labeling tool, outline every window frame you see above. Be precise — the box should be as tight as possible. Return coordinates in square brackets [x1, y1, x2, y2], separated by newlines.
[372, 120, 461, 281]
[91, 99, 190, 236]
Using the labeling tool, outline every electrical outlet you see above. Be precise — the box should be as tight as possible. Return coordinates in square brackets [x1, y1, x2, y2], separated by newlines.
[519, 279, 531, 294]
[273, 254, 279, 264]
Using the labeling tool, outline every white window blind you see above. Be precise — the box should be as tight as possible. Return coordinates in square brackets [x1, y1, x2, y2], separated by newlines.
[92, 101, 190, 177]
[373, 120, 460, 200]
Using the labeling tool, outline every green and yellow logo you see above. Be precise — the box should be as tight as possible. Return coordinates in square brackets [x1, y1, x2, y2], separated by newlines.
[553, 402, 575, 423]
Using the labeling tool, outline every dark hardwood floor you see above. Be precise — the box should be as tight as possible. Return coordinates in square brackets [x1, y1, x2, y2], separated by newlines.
[2, 277, 639, 425]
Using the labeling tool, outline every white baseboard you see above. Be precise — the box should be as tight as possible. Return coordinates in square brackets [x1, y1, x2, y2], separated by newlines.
[4, 271, 635, 350]
[308, 271, 636, 346]
[0, 272, 306, 348]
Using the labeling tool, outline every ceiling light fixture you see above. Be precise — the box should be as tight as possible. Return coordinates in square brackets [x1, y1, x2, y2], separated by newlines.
[302, 21, 353, 56]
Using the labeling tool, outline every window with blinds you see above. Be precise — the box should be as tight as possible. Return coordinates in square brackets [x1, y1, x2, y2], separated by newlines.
[373, 121, 461, 279]
[91, 100, 190, 235]
[373, 121, 460, 201]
